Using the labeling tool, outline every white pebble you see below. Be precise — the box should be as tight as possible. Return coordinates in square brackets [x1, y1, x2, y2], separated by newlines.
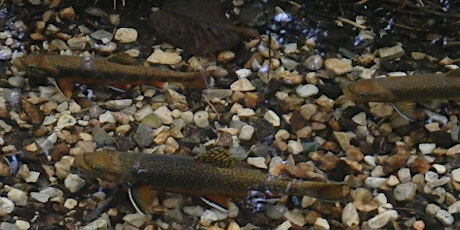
[64, 198, 78, 209]
[57, 114, 76, 129]
[419, 143, 436, 154]
[99, 111, 116, 123]
[264, 110, 280, 127]
[247, 157, 267, 169]
[114, 28, 138, 43]
[295, 84, 319, 98]
[7, 188, 27, 206]
[15, 220, 30, 230]
[235, 68, 252, 78]
[193, 111, 209, 128]
[367, 210, 398, 229]
[123, 213, 146, 228]
[397, 168, 411, 183]
[64, 174, 86, 193]
[239, 125, 254, 141]
[432, 164, 446, 174]
[287, 140, 303, 155]
[0, 197, 15, 214]
[342, 203, 359, 227]
[435, 209, 454, 225]
[452, 168, 460, 182]
[230, 78, 255, 91]
[154, 106, 173, 125]
[147, 49, 182, 65]
[314, 217, 330, 230]
[30, 192, 49, 203]
[448, 201, 460, 214]
[364, 177, 387, 188]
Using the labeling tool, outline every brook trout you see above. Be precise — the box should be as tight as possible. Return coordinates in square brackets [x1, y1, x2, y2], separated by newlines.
[12, 54, 207, 96]
[74, 149, 349, 201]
[348, 70, 460, 102]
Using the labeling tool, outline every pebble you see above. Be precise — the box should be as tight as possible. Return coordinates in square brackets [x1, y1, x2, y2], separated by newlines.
[342, 203, 359, 227]
[367, 210, 398, 229]
[57, 114, 77, 129]
[147, 49, 181, 65]
[0, 197, 15, 215]
[452, 168, 460, 182]
[105, 99, 132, 110]
[183, 205, 204, 217]
[237, 108, 256, 117]
[303, 54, 323, 70]
[200, 210, 218, 226]
[394, 182, 417, 201]
[193, 111, 209, 128]
[235, 68, 252, 78]
[154, 106, 173, 125]
[230, 78, 255, 91]
[266, 205, 288, 219]
[8, 76, 25, 87]
[81, 218, 108, 230]
[264, 110, 280, 127]
[133, 124, 154, 147]
[432, 164, 446, 174]
[64, 198, 78, 209]
[419, 143, 436, 154]
[67, 36, 88, 50]
[280, 56, 299, 70]
[0, 46, 12, 60]
[90, 29, 113, 43]
[141, 114, 163, 128]
[114, 28, 138, 43]
[351, 112, 367, 126]
[247, 157, 267, 169]
[364, 177, 387, 189]
[296, 84, 319, 98]
[275, 220, 292, 230]
[64, 173, 86, 193]
[123, 213, 146, 228]
[283, 209, 306, 227]
[15, 220, 30, 230]
[324, 58, 352, 75]
[217, 50, 235, 62]
[378, 45, 405, 61]
[287, 140, 303, 155]
[7, 188, 27, 206]
[99, 111, 116, 123]
[239, 125, 254, 141]
[448, 201, 460, 214]
[435, 209, 454, 225]
[134, 106, 154, 121]
[397, 168, 411, 183]
[30, 192, 50, 203]
[314, 217, 330, 230]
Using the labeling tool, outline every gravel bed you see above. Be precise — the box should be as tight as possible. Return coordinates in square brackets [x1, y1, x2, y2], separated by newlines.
[0, 1, 460, 229]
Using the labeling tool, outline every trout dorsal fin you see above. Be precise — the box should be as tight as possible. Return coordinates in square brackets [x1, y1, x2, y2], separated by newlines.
[194, 147, 240, 168]
[106, 53, 138, 65]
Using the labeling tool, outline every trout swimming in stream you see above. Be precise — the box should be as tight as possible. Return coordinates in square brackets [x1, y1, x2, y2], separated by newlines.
[347, 69, 460, 120]
[12, 54, 207, 96]
[74, 148, 348, 212]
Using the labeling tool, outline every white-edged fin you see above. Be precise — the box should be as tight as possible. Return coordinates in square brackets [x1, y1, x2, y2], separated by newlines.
[393, 102, 417, 121]
[200, 196, 228, 213]
[128, 187, 146, 215]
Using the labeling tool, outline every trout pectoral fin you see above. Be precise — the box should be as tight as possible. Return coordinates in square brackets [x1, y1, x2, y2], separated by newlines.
[128, 185, 159, 215]
[393, 102, 418, 121]
[200, 195, 230, 212]
[55, 77, 74, 97]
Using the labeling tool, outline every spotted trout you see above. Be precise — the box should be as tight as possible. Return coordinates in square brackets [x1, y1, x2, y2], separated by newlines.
[12, 54, 207, 96]
[348, 70, 460, 102]
[74, 149, 349, 201]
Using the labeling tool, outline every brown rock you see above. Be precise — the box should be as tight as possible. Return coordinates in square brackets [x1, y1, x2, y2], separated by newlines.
[408, 157, 431, 174]
[51, 143, 69, 161]
[21, 99, 44, 125]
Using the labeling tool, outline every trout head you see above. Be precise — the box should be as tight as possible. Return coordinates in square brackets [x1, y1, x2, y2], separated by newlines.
[74, 151, 126, 183]
[11, 54, 55, 76]
[348, 79, 395, 102]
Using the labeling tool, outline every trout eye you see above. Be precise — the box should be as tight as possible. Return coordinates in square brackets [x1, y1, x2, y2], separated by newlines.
[92, 164, 102, 172]
[358, 92, 368, 98]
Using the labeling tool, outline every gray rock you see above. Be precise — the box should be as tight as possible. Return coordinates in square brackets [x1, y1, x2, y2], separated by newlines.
[367, 210, 398, 229]
[435, 209, 454, 225]
[394, 182, 417, 201]
[133, 124, 154, 147]
[266, 205, 288, 219]
[303, 54, 323, 70]
[92, 127, 113, 146]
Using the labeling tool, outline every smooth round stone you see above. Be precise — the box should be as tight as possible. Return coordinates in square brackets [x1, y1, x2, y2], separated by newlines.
[426, 203, 441, 216]
[8, 76, 26, 87]
[432, 164, 446, 174]
[296, 84, 319, 98]
[303, 54, 323, 70]
[147, 49, 181, 65]
[7, 188, 27, 206]
[57, 114, 77, 129]
[0, 46, 12, 60]
[15, 220, 30, 230]
[64, 198, 78, 209]
[193, 111, 209, 128]
[342, 203, 359, 227]
[364, 177, 387, 188]
[239, 125, 254, 141]
[114, 28, 138, 43]
[154, 106, 173, 125]
[397, 168, 411, 183]
[324, 58, 352, 75]
[266, 205, 288, 219]
[90, 29, 113, 43]
[264, 110, 280, 127]
[183, 205, 204, 217]
[314, 217, 330, 230]
[0, 197, 15, 214]
[419, 143, 436, 154]
[394, 182, 417, 201]
[230, 78, 255, 92]
[452, 168, 460, 182]
[435, 209, 454, 225]
[367, 210, 398, 229]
